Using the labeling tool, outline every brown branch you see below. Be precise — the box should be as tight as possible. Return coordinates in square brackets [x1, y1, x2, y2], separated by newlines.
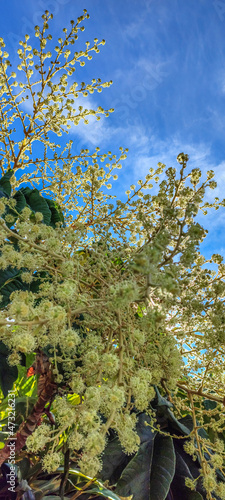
[0, 351, 57, 466]
[177, 382, 225, 405]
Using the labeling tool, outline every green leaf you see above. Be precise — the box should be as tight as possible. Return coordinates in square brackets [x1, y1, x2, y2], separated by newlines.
[25, 461, 43, 480]
[46, 198, 64, 227]
[16, 371, 37, 396]
[136, 412, 154, 443]
[18, 457, 31, 479]
[85, 485, 122, 500]
[166, 408, 191, 436]
[0, 431, 8, 442]
[30, 476, 61, 493]
[154, 386, 173, 409]
[175, 448, 196, 481]
[60, 468, 127, 499]
[154, 388, 192, 436]
[0, 341, 18, 397]
[20, 187, 32, 197]
[101, 436, 129, 483]
[29, 190, 52, 225]
[177, 415, 193, 433]
[21, 188, 52, 225]
[42, 497, 70, 500]
[187, 493, 204, 499]
[203, 399, 217, 411]
[6, 190, 27, 227]
[13, 190, 26, 213]
[149, 435, 175, 500]
[170, 447, 203, 498]
[0, 266, 26, 307]
[115, 427, 176, 500]
[116, 439, 155, 499]
[0, 189, 7, 199]
[0, 169, 14, 196]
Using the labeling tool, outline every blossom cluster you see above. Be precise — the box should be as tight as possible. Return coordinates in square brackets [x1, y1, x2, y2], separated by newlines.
[0, 11, 225, 495]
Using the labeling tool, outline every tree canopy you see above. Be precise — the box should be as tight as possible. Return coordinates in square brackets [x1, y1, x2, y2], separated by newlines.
[0, 9, 225, 500]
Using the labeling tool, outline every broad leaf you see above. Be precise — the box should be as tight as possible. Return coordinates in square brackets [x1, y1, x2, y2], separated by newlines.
[13, 190, 26, 214]
[101, 436, 129, 484]
[6, 190, 27, 227]
[18, 458, 31, 480]
[154, 387, 173, 409]
[166, 409, 191, 436]
[0, 267, 26, 307]
[21, 188, 52, 225]
[154, 389, 191, 436]
[46, 198, 64, 227]
[0, 170, 14, 196]
[136, 412, 154, 443]
[30, 476, 61, 493]
[116, 439, 155, 499]
[177, 415, 193, 433]
[0, 189, 8, 199]
[0, 342, 18, 397]
[42, 497, 70, 500]
[85, 485, 122, 500]
[174, 448, 196, 481]
[169, 449, 202, 499]
[149, 435, 175, 500]
[203, 399, 217, 411]
[187, 493, 204, 499]
[19, 187, 32, 197]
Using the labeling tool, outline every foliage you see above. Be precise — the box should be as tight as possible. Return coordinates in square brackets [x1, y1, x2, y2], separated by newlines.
[0, 9, 225, 500]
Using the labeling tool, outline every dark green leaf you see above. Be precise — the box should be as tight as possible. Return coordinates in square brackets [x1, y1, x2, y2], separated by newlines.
[0, 189, 8, 199]
[29, 271, 50, 295]
[166, 409, 191, 436]
[42, 497, 70, 499]
[85, 485, 122, 500]
[42, 497, 70, 500]
[149, 435, 175, 500]
[178, 415, 193, 433]
[203, 399, 217, 411]
[0, 341, 18, 397]
[154, 386, 173, 409]
[21, 188, 52, 225]
[169, 449, 201, 499]
[136, 412, 154, 443]
[30, 476, 61, 493]
[173, 440, 200, 480]
[46, 198, 64, 227]
[187, 493, 204, 500]
[100, 436, 129, 484]
[116, 439, 155, 499]
[0, 266, 26, 307]
[18, 458, 31, 479]
[0, 169, 14, 196]
[28, 190, 52, 225]
[175, 449, 195, 481]
[24, 352, 36, 369]
[153, 390, 191, 436]
[25, 462, 43, 480]
[20, 187, 32, 197]
[13, 190, 26, 213]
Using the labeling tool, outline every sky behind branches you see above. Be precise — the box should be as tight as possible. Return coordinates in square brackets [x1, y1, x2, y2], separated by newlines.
[1, 0, 225, 257]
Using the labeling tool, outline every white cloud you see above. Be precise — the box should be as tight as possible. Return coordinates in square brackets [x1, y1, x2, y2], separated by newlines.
[124, 135, 212, 178]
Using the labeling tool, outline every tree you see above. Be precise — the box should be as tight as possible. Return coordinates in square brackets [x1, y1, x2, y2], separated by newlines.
[0, 9, 225, 500]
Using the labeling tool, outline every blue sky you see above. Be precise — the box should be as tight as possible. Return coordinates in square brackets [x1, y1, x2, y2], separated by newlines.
[1, 0, 225, 258]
